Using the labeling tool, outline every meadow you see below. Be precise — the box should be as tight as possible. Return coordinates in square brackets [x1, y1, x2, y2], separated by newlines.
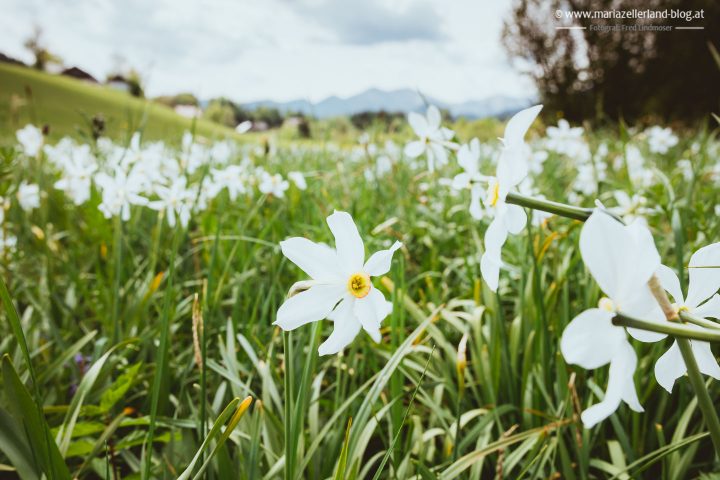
[1, 70, 720, 480]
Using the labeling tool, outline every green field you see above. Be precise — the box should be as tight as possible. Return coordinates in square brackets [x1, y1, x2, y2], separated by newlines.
[0, 63, 239, 143]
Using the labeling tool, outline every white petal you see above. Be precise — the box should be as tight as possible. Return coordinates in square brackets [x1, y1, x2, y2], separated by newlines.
[580, 210, 659, 301]
[623, 287, 668, 343]
[319, 298, 362, 355]
[497, 146, 528, 188]
[430, 143, 449, 167]
[480, 252, 501, 292]
[504, 204, 527, 235]
[581, 341, 640, 428]
[274, 284, 345, 330]
[655, 341, 686, 393]
[503, 105, 542, 147]
[408, 112, 429, 137]
[484, 217, 508, 256]
[691, 339, 720, 382]
[363, 241, 402, 277]
[560, 308, 623, 369]
[404, 141, 425, 158]
[280, 237, 342, 282]
[327, 211, 365, 275]
[426, 105, 441, 129]
[353, 289, 390, 343]
[656, 264, 684, 304]
[469, 185, 484, 220]
[686, 243, 720, 308]
[694, 294, 720, 320]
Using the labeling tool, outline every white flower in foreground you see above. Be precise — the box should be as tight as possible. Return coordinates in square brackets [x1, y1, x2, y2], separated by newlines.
[288, 171, 307, 190]
[16, 124, 43, 157]
[561, 210, 666, 428]
[403, 105, 456, 172]
[646, 126, 678, 154]
[275, 211, 402, 355]
[654, 243, 720, 392]
[451, 139, 487, 220]
[17, 182, 41, 211]
[479, 105, 542, 291]
[258, 172, 289, 198]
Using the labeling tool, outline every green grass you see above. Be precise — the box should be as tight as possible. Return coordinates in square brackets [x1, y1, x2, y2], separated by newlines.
[0, 63, 239, 143]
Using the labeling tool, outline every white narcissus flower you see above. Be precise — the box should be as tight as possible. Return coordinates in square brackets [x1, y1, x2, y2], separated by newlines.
[561, 210, 666, 428]
[403, 105, 456, 172]
[148, 176, 194, 228]
[451, 138, 487, 220]
[645, 126, 678, 155]
[16, 124, 43, 157]
[17, 182, 41, 212]
[275, 211, 402, 355]
[236, 120, 252, 134]
[95, 167, 148, 221]
[288, 171, 307, 190]
[258, 172, 289, 198]
[654, 243, 720, 392]
[480, 105, 542, 291]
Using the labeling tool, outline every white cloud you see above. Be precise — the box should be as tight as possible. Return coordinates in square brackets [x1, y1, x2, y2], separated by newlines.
[0, 0, 534, 103]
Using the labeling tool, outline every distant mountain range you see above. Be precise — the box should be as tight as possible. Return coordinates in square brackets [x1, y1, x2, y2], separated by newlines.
[241, 88, 534, 119]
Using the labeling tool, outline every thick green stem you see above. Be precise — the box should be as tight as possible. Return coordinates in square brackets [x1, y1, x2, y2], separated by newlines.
[505, 192, 593, 221]
[680, 310, 720, 330]
[612, 314, 720, 342]
[676, 337, 720, 457]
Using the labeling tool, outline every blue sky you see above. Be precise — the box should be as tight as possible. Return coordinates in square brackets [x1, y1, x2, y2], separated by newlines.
[0, 0, 534, 103]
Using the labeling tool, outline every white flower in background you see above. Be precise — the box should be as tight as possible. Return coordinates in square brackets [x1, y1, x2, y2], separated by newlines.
[210, 165, 248, 201]
[611, 191, 651, 225]
[403, 105, 456, 172]
[677, 159, 693, 181]
[654, 244, 720, 392]
[480, 105, 543, 291]
[95, 168, 148, 221]
[288, 171, 307, 190]
[646, 126, 678, 154]
[561, 210, 666, 427]
[148, 176, 195, 228]
[236, 120, 252, 134]
[16, 124, 43, 157]
[545, 119, 585, 156]
[625, 145, 654, 187]
[716, 205, 720, 217]
[275, 211, 402, 355]
[17, 182, 41, 211]
[53, 145, 97, 205]
[258, 172, 289, 198]
[0, 231, 17, 253]
[451, 138, 487, 220]
[528, 150, 548, 175]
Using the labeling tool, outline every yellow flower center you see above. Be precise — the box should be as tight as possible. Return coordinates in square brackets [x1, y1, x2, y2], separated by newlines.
[488, 182, 500, 207]
[598, 297, 616, 312]
[347, 272, 371, 298]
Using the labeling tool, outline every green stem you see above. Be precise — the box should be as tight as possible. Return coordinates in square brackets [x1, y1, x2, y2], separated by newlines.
[505, 192, 593, 221]
[112, 216, 123, 345]
[612, 314, 720, 342]
[679, 310, 720, 330]
[675, 337, 720, 458]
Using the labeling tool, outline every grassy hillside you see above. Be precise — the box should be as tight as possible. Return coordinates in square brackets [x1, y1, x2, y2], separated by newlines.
[0, 63, 239, 143]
